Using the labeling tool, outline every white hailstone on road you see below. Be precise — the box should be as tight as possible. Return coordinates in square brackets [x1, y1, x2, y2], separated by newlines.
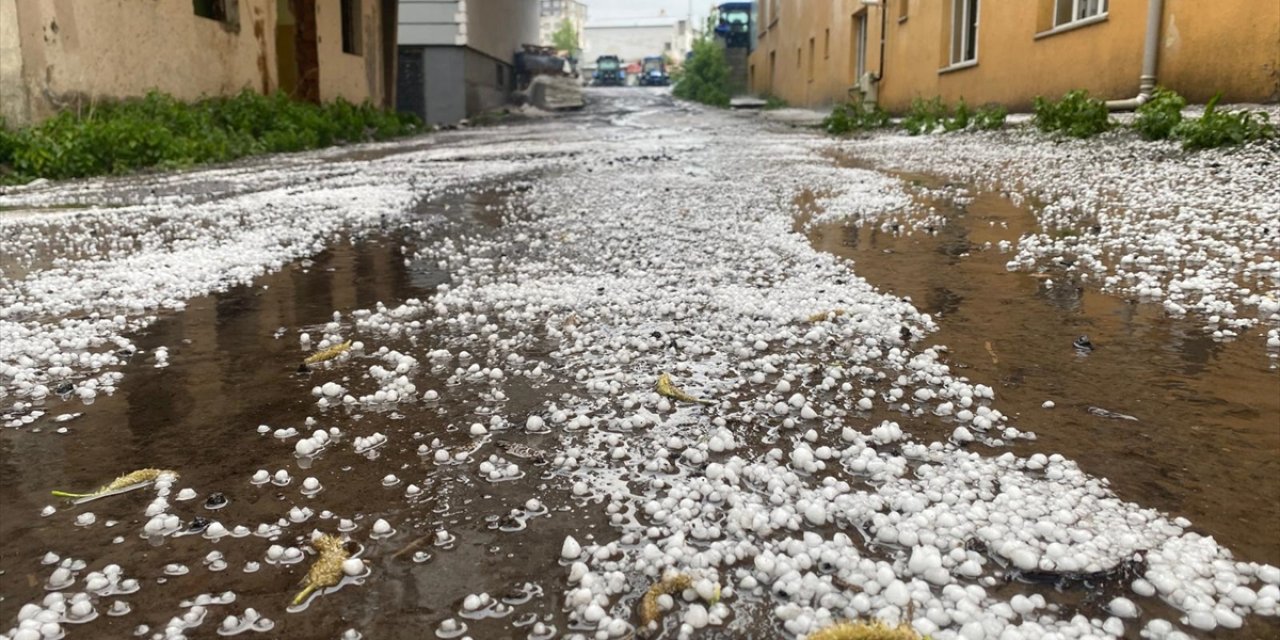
[341, 558, 364, 577]
[1042, 400, 1056, 409]
[804, 502, 826, 525]
[561, 536, 582, 560]
[372, 519, 392, 535]
[952, 426, 974, 443]
[469, 423, 487, 436]
[1108, 597, 1139, 618]
[295, 439, 317, 456]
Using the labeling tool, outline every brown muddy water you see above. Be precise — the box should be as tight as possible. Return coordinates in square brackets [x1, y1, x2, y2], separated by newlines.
[804, 170, 1280, 637]
[2, 163, 1278, 639]
[0, 185, 628, 639]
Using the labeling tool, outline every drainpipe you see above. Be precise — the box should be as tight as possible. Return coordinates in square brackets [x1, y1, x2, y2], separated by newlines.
[1106, 0, 1163, 110]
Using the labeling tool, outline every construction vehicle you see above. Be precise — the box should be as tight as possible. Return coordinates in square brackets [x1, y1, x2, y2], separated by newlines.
[712, 2, 754, 50]
[593, 55, 626, 86]
[639, 57, 670, 86]
[514, 44, 584, 110]
[712, 2, 755, 94]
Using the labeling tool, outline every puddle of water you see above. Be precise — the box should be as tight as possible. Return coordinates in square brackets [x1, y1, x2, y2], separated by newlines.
[0, 184, 612, 639]
[805, 179, 1280, 573]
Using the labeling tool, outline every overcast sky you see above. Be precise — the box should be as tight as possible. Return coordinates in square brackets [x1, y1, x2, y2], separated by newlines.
[583, 0, 716, 25]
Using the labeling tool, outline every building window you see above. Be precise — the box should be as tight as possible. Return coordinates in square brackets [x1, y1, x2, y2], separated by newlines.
[824, 28, 830, 59]
[796, 46, 801, 69]
[853, 13, 868, 80]
[193, 0, 238, 26]
[950, 0, 979, 65]
[1055, 0, 1107, 27]
[769, 50, 776, 92]
[807, 38, 815, 81]
[340, 0, 361, 55]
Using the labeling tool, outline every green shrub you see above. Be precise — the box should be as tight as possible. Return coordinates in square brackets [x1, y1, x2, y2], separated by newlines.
[763, 94, 789, 110]
[1132, 87, 1186, 141]
[942, 99, 973, 133]
[0, 90, 422, 182]
[823, 101, 891, 134]
[903, 97, 948, 135]
[673, 38, 731, 108]
[1171, 94, 1275, 150]
[1033, 89, 1113, 138]
[972, 104, 1008, 130]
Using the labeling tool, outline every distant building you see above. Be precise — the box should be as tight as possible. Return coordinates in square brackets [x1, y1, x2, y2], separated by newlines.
[539, 0, 587, 53]
[750, 0, 1280, 111]
[0, 0, 398, 126]
[582, 18, 694, 69]
[396, 0, 539, 125]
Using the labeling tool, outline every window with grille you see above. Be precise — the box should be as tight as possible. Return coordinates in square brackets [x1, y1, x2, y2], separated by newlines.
[1055, 0, 1108, 28]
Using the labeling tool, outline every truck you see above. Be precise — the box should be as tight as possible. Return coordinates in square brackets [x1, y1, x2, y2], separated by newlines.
[592, 55, 625, 86]
[639, 56, 670, 86]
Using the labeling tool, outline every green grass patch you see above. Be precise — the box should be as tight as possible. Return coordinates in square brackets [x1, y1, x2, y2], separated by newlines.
[0, 90, 422, 183]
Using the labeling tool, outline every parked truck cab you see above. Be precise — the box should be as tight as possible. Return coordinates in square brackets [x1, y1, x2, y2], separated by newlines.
[593, 55, 625, 86]
[639, 57, 669, 86]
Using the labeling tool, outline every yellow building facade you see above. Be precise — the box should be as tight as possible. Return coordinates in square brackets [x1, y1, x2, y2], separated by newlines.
[749, 0, 1280, 112]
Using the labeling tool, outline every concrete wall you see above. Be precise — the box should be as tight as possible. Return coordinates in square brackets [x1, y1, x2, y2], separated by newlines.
[750, 0, 1280, 112]
[583, 22, 681, 67]
[399, 0, 465, 46]
[1, 0, 394, 126]
[467, 0, 539, 62]
[397, 0, 536, 124]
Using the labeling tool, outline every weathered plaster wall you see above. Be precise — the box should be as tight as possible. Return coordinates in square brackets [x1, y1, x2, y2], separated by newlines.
[315, 0, 387, 104]
[9, 0, 278, 124]
[0, 0, 30, 125]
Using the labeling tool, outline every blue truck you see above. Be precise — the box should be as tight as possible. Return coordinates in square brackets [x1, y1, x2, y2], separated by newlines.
[639, 57, 669, 86]
[593, 55, 625, 86]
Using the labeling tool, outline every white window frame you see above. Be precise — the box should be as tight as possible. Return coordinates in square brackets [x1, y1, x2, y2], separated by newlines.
[949, 0, 979, 67]
[1054, 0, 1108, 28]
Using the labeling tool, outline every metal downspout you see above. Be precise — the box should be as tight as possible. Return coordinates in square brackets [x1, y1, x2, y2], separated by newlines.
[1106, 0, 1164, 110]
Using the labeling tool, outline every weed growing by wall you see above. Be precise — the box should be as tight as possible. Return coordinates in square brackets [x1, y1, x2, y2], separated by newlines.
[1171, 94, 1275, 150]
[822, 101, 891, 134]
[1132, 87, 1186, 141]
[1033, 90, 1113, 138]
[0, 91, 422, 183]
